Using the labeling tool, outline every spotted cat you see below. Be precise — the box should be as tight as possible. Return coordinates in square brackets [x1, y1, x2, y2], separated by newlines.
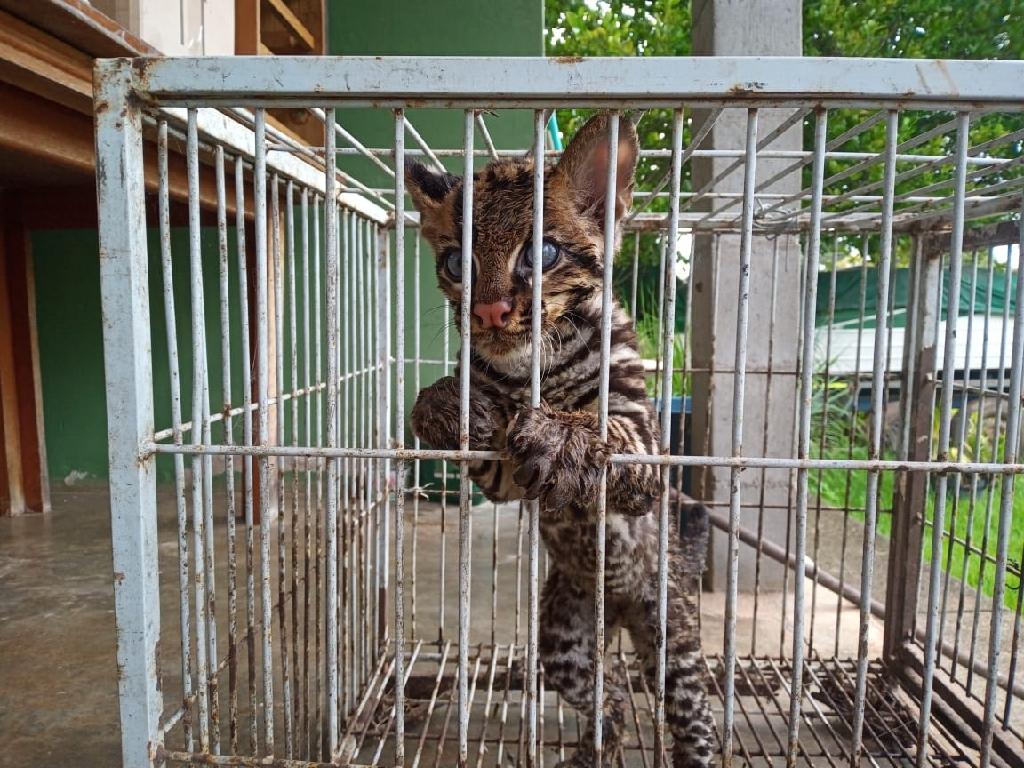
[407, 113, 713, 768]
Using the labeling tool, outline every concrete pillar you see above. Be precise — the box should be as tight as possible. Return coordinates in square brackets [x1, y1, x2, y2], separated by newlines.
[690, 0, 803, 591]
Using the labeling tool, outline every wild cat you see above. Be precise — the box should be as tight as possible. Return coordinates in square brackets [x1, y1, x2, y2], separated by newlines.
[406, 113, 713, 767]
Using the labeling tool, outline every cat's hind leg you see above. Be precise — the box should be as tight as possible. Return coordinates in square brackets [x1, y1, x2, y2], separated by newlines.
[628, 573, 714, 768]
[539, 570, 626, 768]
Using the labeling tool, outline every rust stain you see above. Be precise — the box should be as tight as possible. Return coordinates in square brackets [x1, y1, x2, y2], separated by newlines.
[154, 639, 162, 691]
[554, 55, 584, 65]
[934, 59, 958, 97]
[728, 82, 766, 96]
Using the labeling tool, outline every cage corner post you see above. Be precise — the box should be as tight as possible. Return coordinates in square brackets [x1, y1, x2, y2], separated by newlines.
[94, 57, 163, 768]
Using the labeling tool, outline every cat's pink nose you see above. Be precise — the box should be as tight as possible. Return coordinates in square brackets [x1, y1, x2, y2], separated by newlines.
[473, 300, 513, 329]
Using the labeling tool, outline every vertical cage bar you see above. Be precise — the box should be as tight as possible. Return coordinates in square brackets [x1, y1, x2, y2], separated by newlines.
[254, 108, 276, 756]
[351, 213, 360, 701]
[721, 108, 757, 768]
[655, 107, 684, 768]
[886, 244, 939, 665]
[526, 108, 545, 768]
[786, 107, 827, 766]
[593, 111, 621, 765]
[897, 238, 921, 467]
[458, 108, 475, 768]
[980, 198, 1024, 767]
[654, 235, 667, 404]
[953, 250, 994, 676]
[300, 187, 313, 755]
[630, 231, 641, 321]
[752, 237, 782, 658]
[338, 208, 351, 725]
[200, 190, 220, 756]
[324, 107, 341, 758]
[286, 180, 301, 753]
[360, 216, 372, 689]
[157, 120, 194, 754]
[779, 233, 802, 659]
[186, 107, 212, 753]
[311, 195, 324, 754]
[377, 223, 392, 661]
[339, 207, 349, 738]
[853, 109, 899, 763]
[215, 145, 240, 755]
[272, 173, 295, 759]
[95, 58, 161, 768]
[234, 153, 259, 755]
[916, 112, 970, 768]
[967, 244, 1011, 695]
[807, 234, 839, 657]
[940, 251, 979, 661]
[393, 108, 408, 766]
[411, 231, 421, 642]
[343, 208, 353, 727]
[344, 209, 357, 719]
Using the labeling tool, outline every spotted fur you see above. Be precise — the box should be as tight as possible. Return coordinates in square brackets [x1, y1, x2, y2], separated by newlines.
[408, 113, 713, 767]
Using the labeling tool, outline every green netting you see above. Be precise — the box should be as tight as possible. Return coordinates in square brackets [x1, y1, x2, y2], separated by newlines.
[817, 264, 1019, 330]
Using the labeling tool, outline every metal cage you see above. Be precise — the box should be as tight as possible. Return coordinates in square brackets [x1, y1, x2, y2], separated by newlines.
[94, 56, 1024, 767]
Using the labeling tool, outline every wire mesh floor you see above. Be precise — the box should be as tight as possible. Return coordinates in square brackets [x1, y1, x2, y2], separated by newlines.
[335, 644, 973, 768]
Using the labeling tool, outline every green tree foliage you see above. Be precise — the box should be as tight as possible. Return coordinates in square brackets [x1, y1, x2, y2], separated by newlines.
[546, 2, 693, 315]
[546, 0, 1024, 300]
[804, 0, 1022, 60]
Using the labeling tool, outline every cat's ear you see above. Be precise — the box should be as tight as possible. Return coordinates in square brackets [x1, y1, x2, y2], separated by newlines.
[404, 159, 460, 213]
[553, 112, 640, 223]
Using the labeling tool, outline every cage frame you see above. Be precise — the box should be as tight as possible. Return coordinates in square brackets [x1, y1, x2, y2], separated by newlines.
[94, 55, 1024, 768]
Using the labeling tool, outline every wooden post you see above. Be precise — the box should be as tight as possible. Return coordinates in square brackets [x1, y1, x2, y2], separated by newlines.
[885, 239, 940, 660]
[0, 193, 50, 514]
[235, 0, 261, 54]
[690, 0, 804, 591]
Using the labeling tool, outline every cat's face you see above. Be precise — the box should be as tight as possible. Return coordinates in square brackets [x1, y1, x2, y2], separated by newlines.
[406, 113, 640, 364]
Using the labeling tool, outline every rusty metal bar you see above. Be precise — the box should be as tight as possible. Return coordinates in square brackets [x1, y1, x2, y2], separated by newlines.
[722, 107, 757, 768]
[592, 111, 621, 766]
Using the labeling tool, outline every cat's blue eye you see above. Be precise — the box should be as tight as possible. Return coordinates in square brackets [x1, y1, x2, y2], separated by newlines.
[523, 239, 560, 271]
[445, 249, 463, 281]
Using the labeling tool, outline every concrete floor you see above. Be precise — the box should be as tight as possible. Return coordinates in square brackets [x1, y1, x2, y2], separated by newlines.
[0, 486, 122, 767]
[0, 483, 1011, 766]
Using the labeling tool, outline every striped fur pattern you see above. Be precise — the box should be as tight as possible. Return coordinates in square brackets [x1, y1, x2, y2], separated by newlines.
[408, 113, 713, 767]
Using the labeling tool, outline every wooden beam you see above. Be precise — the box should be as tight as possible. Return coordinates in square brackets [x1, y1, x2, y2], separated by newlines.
[922, 219, 1021, 258]
[0, 85, 261, 221]
[0, 198, 28, 516]
[6, 207, 50, 513]
[264, 0, 316, 51]
[235, 0, 260, 54]
[15, 187, 98, 230]
[0, 84, 95, 177]
[0, 7, 94, 114]
[0, 0, 157, 58]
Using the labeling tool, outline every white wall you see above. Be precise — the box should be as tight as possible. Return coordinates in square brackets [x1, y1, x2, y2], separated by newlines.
[817, 315, 1015, 377]
[89, 0, 235, 55]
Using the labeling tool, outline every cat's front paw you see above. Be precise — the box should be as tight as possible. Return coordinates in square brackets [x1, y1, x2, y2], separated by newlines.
[506, 405, 608, 510]
[411, 376, 503, 451]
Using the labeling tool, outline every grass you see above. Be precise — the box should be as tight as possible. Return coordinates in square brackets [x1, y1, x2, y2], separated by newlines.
[809, 378, 1024, 611]
[631, 297, 1022, 611]
[633, 298, 689, 399]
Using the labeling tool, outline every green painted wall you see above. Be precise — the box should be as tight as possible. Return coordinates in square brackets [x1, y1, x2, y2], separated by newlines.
[31, 0, 542, 483]
[35, 227, 244, 483]
[34, 230, 108, 482]
[328, 0, 541, 56]
[328, 0, 542, 489]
